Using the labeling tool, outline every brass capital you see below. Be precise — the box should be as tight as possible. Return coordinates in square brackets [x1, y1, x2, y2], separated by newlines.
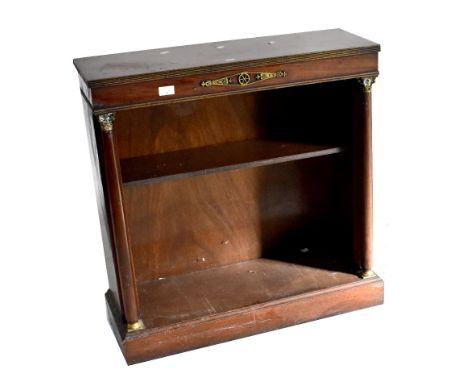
[359, 77, 375, 93]
[98, 112, 115, 133]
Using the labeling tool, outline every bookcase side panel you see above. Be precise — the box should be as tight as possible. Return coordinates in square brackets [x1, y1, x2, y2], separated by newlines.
[81, 98, 123, 315]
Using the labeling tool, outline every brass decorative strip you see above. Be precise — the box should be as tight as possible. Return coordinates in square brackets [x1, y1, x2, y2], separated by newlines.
[93, 71, 379, 114]
[201, 70, 287, 87]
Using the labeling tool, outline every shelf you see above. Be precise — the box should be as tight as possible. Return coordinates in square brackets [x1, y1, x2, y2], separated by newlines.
[121, 140, 343, 186]
[138, 258, 360, 330]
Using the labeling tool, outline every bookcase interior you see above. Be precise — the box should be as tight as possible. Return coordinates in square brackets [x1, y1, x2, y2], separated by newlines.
[112, 80, 359, 330]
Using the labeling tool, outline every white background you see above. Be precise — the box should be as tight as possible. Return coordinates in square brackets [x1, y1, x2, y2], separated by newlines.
[1, 1, 467, 380]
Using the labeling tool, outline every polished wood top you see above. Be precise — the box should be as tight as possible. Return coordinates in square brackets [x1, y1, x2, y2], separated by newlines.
[73, 29, 379, 86]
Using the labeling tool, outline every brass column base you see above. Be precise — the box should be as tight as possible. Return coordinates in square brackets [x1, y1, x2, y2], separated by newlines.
[358, 270, 376, 279]
[127, 319, 145, 333]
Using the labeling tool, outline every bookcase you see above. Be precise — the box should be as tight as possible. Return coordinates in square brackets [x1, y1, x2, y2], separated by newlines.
[74, 29, 383, 364]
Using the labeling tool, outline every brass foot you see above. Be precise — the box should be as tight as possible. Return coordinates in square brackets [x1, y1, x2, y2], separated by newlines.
[358, 270, 376, 279]
[127, 319, 145, 333]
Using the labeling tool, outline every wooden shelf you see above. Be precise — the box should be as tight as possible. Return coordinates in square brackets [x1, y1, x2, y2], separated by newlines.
[121, 140, 343, 186]
[138, 258, 361, 330]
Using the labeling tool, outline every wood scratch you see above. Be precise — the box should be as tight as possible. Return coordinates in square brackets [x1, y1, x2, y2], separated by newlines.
[203, 297, 217, 314]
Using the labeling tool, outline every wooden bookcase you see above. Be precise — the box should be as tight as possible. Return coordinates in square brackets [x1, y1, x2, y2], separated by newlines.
[74, 29, 383, 364]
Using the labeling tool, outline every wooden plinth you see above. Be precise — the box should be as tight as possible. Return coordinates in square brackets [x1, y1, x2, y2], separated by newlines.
[106, 261, 383, 364]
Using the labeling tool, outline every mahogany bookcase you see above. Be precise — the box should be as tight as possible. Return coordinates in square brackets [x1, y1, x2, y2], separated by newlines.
[74, 29, 383, 364]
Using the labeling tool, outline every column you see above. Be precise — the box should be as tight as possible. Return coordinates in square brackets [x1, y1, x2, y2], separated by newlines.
[98, 112, 143, 331]
[353, 77, 376, 279]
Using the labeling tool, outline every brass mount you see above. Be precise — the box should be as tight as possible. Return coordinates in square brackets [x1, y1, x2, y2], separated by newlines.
[358, 270, 376, 279]
[201, 70, 287, 87]
[98, 112, 115, 133]
[127, 319, 145, 333]
[359, 77, 375, 93]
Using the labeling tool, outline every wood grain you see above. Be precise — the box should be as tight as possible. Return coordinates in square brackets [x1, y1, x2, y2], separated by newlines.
[114, 80, 355, 159]
[123, 156, 352, 282]
[115, 92, 264, 159]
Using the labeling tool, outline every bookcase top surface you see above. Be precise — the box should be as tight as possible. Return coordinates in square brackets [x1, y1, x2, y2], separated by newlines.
[73, 29, 379, 86]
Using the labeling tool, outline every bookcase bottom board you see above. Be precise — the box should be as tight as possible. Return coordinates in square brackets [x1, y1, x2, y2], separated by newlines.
[106, 264, 383, 364]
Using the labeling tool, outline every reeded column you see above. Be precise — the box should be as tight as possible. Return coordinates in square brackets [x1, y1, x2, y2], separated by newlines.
[98, 113, 143, 331]
[353, 77, 376, 279]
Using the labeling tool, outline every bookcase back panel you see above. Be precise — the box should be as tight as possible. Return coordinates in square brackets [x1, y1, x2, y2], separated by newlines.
[115, 93, 263, 159]
[123, 155, 351, 282]
[114, 81, 355, 160]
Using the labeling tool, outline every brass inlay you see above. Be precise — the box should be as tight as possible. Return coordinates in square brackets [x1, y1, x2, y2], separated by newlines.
[93, 72, 378, 114]
[98, 112, 115, 133]
[201, 70, 287, 87]
[238, 72, 251, 86]
[127, 319, 145, 332]
[358, 270, 376, 279]
[359, 77, 375, 93]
